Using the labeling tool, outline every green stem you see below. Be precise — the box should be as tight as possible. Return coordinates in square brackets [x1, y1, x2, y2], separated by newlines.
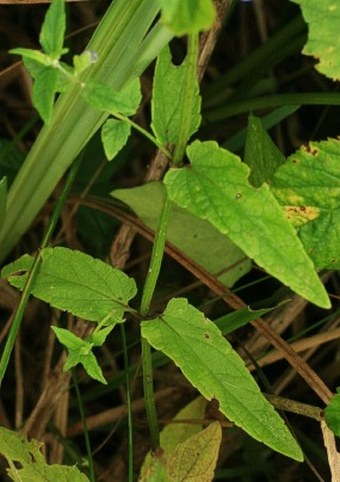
[172, 34, 199, 165]
[140, 193, 172, 451]
[120, 324, 134, 481]
[0, 155, 82, 387]
[72, 371, 95, 482]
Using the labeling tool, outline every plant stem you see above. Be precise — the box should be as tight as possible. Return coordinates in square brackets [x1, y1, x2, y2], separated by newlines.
[140, 193, 172, 451]
[120, 324, 134, 482]
[0, 155, 82, 387]
[72, 371, 95, 482]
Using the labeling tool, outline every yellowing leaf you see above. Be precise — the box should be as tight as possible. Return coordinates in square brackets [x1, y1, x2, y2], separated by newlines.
[292, 0, 340, 80]
[164, 140, 330, 308]
[272, 138, 340, 269]
[0, 426, 89, 481]
[167, 422, 222, 482]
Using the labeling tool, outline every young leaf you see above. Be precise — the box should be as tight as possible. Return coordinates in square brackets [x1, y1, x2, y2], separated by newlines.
[157, 0, 216, 36]
[151, 46, 201, 147]
[0, 177, 7, 231]
[39, 0, 67, 57]
[112, 182, 250, 288]
[0, 426, 89, 481]
[291, 0, 340, 80]
[325, 389, 340, 437]
[271, 138, 340, 269]
[244, 114, 285, 187]
[32, 66, 59, 123]
[1, 247, 137, 324]
[101, 119, 131, 161]
[52, 327, 108, 384]
[167, 422, 222, 482]
[84, 78, 141, 116]
[141, 298, 303, 461]
[10, 48, 51, 66]
[73, 50, 98, 76]
[164, 140, 330, 309]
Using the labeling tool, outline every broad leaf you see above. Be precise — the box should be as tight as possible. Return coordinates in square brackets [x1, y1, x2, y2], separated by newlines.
[142, 298, 303, 460]
[164, 140, 330, 308]
[272, 138, 340, 269]
[32, 66, 59, 123]
[101, 119, 131, 161]
[167, 422, 221, 482]
[10, 48, 51, 66]
[325, 389, 340, 437]
[157, 0, 216, 35]
[292, 0, 340, 80]
[1, 247, 137, 324]
[112, 182, 250, 287]
[39, 0, 66, 57]
[244, 114, 285, 187]
[84, 78, 141, 116]
[0, 426, 89, 481]
[151, 46, 201, 146]
[73, 50, 98, 76]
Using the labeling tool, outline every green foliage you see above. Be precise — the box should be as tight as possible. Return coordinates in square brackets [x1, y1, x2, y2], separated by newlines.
[325, 389, 340, 437]
[272, 138, 340, 269]
[244, 114, 285, 187]
[101, 119, 131, 161]
[292, 0, 340, 80]
[112, 182, 250, 287]
[39, 0, 67, 57]
[157, 0, 216, 35]
[0, 426, 89, 481]
[151, 45, 201, 148]
[142, 298, 303, 460]
[1, 247, 137, 324]
[164, 140, 330, 308]
[52, 326, 112, 384]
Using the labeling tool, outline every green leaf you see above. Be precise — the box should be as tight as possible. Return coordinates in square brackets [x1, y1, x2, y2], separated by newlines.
[112, 182, 250, 288]
[164, 140, 330, 308]
[73, 50, 98, 76]
[215, 303, 286, 336]
[292, 0, 340, 80]
[52, 327, 107, 384]
[167, 422, 222, 482]
[325, 389, 340, 437]
[157, 0, 216, 35]
[84, 78, 141, 116]
[0, 426, 89, 481]
[151, 46, 201, 147]
[88, 325, 114, 346]
[271, 138, 340, 269]
[10, 48, 51, 66]
[101, 119, 131, 161]
[244, 114, 285, 187]
[142, 298, 303, 460]
[0, 176, 7, 231]
[1, 247, 137, 324]
[32, 67, 59, 123]
[39, 0, 66, 56]
[78, 350, 107, 384]
[52, 326, 87, 351]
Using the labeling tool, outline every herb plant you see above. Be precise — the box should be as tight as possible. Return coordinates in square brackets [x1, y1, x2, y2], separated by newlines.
[0, 0, 339, 480]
